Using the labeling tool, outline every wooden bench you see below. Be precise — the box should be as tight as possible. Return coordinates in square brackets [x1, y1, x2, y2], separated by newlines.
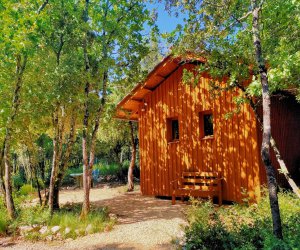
[171, 171, 222, 205]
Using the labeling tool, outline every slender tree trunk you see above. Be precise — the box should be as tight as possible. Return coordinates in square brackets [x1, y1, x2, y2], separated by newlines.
[48, 107, 60, 215]
[251, 0, 283, 239]
[3, 55, 27, 219]
[81, 0, 91, 218]
[88, 71, 108, 188]
[27, 149, 42, 206]
[82, 80, 90, 216]
[0, 178, 6, 204]
[53, 181, 60, 210]
[36, 176, 42, 206]
[0, 154, 6, 203]
[270, 138, 300, 198]
[53, 114, 76, 209]
[127, 121, 136, 192]
[4, 141, 16, 219]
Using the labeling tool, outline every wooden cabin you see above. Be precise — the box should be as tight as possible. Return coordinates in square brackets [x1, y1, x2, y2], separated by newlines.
[116, 55, 300, 203]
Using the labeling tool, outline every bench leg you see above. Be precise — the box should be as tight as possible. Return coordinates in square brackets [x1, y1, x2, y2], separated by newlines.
[172, 195, 176, 205]
[218, 193, 222, 206]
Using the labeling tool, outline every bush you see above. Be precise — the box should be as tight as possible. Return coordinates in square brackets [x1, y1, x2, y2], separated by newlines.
[13, 173, 26, 190]
[19, 184, 36, 196]
[0, 206, 9, 236]
[93, 161, 120, 176]
[183, 190, 300, 250]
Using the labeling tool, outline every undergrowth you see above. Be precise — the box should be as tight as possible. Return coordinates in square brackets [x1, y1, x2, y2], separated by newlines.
[182, 190, 300, 250]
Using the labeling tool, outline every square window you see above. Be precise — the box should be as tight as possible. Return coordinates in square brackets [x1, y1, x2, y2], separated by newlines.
[167, 118, 179, 142]
[199, 111, 213, 138]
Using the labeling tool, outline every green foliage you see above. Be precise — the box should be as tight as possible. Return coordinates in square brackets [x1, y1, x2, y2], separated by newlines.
[183, 190, 300, 250]
[13, 173, 26, 190]
[93, 161, 121, 177]
[19, 184, 36, 196]
[165, 0, 300, 98]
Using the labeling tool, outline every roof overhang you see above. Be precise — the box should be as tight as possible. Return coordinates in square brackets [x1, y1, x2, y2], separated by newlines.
[115, 55, 206, 121]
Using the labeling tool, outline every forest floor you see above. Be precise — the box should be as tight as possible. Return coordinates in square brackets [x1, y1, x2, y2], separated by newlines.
[1, 184, 187, 250]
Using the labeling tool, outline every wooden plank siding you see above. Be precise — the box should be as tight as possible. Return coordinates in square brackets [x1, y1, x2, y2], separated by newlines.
[139, 63, 262, 202]
[256, 95, 300, 189]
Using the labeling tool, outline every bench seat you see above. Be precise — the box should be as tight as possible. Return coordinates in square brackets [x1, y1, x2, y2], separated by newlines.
[171, 171, 222, 205]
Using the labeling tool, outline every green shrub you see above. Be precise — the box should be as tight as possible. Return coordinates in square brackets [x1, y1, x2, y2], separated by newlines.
[121, 160, 130, 170]
[183, 190, 300, 250]
[19, 184, 36, 196]
[93, 161, 120, 176]
[0, 207, 9, 235]
[13, 173, 26, 190]
[32, 178, 45, 190]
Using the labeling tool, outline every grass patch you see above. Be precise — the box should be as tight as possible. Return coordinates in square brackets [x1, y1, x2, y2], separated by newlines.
[19, 184, 36, 196]
[182, 190, 300, 250]
[0, 196, 115, 240]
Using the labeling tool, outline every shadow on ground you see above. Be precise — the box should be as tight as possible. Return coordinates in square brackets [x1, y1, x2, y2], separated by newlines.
[93, 191, 186, 224]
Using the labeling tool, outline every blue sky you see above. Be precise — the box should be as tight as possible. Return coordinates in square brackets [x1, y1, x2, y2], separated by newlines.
[146, 2, 186, 33]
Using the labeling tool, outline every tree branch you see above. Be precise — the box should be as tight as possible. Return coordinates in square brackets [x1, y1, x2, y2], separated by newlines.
[37, 0, 49, 14]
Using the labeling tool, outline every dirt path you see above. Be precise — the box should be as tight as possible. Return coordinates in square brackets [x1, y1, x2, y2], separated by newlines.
[1, 185, 187, 250]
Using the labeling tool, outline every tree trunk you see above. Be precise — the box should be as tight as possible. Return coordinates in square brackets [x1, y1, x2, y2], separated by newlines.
[270, 138, 300, 198]
[82, 82, 90, 216]
[27, 149, 42, 206]
[88, 71, 108, 188]
[251, 0, 283, 239]
[4, 141, 16, 219]
[3, 55, 27, 219]
[81, 0, 91, 218]
[48, 107, 60, 215]
[127, 121, 136, 192]
[53, 181, 60, 210]
[0, 156, 6, 204]
[53, 114, 76, 209]
[36, 176, 42, 206]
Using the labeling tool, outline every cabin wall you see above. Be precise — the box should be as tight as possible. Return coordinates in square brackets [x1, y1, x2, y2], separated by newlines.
[138, 64, 262, 202]
[257, 95, 300, 188]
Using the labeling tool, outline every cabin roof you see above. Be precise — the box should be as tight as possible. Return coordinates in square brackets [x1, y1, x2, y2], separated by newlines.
[115, 55, 205, 121]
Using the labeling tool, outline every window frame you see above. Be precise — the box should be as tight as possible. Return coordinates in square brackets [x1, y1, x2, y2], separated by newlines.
[199, 110, 214, 139]
[167, 117, 180, 143]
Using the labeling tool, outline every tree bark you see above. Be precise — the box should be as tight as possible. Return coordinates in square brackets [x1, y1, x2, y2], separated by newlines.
[53, 113, 76, 209]
[127, 121, 136, 192]
[4, 140, 16, 219]
[251, 0, 283, 239]
[81, 0, 109, 216]
[269, 138, 300, 198]
[48, 107, 60, 215]
[27, 149, 42, 206]
[81, 79, 90, 217]
[88, 71, 108, 187]
[0, 149, 6, 203]
[81, 32, 91, 217]
[3, 54, 27, 219]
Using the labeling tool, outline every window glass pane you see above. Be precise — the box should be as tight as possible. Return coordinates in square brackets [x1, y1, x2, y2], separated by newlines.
[172, 120, 179, 140]
[203, 114, 213, 136]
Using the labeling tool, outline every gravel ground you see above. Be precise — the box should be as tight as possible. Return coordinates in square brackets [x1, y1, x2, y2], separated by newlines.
[0, 185, 187, 250]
